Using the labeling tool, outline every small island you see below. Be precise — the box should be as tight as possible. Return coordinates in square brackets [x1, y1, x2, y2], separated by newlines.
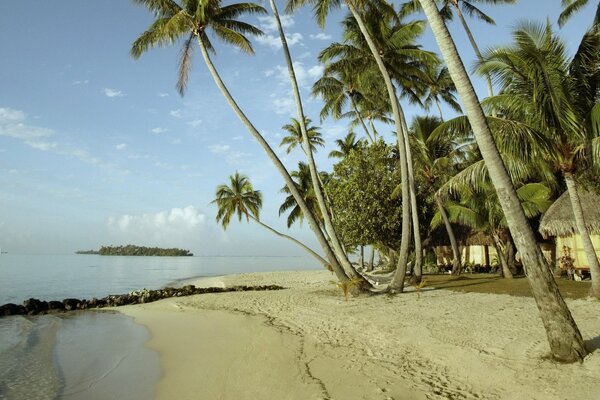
[76, 245, 193, 256]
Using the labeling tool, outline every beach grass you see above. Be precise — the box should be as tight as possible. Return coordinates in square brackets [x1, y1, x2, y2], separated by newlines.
[425, 273, 592, 299]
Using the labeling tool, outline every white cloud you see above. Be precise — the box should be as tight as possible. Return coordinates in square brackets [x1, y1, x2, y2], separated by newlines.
[103, 88, 124, 98]
[310, 33, 332, 40]
[208, 144, 231, 154]
[257, 15, 295, 33]
[169, 109, 182, 118]
[72, 79, 89, 85]
[0, 107, 56, 149]
[107, 206, 207, 247]
[270, 94, 295, 115]
[152, 127, 167, 134]
[116, 143, 127, 150]
[157, 92, 169, 97]
[256, 15, 303, 50]
[264, 69, 275, 77]
[273, 62, 322, 87]
[188, 119, 202, 127]
[208, 144, 250, 165]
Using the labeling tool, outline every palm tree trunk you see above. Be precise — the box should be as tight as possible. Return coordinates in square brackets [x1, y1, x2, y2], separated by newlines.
[197, 38, 349, 285]
[492, 232, 513, 279]
[248, 215, 328, 267]
[564, 172, 600, 299]
[349, 96, 375, 143]
[419, 0, 587, 362]
[269, 0, 368, 288]
[450, 1, 494, 100]
[402, 117, 423, 282]
[435, 195, 462, 274]
[346, 0, 411, 292]
[368, 246, 375, 271]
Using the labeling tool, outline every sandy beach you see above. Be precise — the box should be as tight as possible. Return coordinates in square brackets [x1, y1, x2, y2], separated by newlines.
[120, 270, 600, 400]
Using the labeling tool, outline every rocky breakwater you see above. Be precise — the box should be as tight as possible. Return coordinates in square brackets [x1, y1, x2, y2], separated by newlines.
[0, 284, 285, 317]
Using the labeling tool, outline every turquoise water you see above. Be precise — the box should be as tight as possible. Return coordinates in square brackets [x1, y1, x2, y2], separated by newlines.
[0, 254, 319, 399]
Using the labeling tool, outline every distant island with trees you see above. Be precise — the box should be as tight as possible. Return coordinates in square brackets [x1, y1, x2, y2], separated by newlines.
[76, 245, 193, 256]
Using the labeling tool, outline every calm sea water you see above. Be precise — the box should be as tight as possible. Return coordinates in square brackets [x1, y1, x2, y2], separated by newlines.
[0, 253, 320, 305]
[0, 254, 319, 399]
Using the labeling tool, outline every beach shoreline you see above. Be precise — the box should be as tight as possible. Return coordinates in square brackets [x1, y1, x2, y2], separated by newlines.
[120, 269, 600, 400]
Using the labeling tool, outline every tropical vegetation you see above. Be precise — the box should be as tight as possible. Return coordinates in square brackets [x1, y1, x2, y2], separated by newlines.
[131, 0, 600, 363]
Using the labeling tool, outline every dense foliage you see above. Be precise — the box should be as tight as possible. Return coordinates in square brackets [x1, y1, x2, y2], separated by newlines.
[326, 141, 403, 250]
[98, 245, 193, 257]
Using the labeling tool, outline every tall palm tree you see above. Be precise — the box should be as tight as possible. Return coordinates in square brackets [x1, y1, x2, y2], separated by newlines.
[476, 21, 600, 298]
[212, 172, 328, 266]
[267, 0, 366, 285]
[410, 115, 470, 273]
[558, 0, 600, 27]
[418, 0, 587, 362]
[328, 132, 363, 159]
[131, 0, 350, 284]
[403, 0, 517, 99]
[279, 117, 325, 154]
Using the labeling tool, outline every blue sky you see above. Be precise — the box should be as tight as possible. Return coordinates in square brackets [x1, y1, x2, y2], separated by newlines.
[0, 0, 597, 256]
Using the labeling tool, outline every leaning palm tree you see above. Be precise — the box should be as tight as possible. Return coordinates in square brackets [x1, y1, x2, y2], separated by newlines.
[267, 0, 366, 285]
[279, 117, 325, 155]
[131, 0, 350, 284]
[418, 0, 587, 362]
[476, 21, 600, 298]
[212, 172, 328, 266]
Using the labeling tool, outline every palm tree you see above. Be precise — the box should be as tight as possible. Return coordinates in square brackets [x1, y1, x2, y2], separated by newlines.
[410, 115, 469, 273]
[267, 0, 366, 285]
[131, 0, 350, 284]
[328, 132, 363, 159]
[418, 0, 587, 362]
[212, 172, 328, 266]
[403, 0, 516, 99]
[558, 0, 600, 27]
[421, 65, 461, 120]
[279, 162, 324, 228]
[476, 21, 600, 298]
[279, 117, 325, 154]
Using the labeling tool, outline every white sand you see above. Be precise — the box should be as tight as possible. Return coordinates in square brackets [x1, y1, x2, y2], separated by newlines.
[121, 270, 600, 400]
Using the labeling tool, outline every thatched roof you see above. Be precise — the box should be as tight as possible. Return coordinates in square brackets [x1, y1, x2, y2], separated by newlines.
[539, 189, 600, 238]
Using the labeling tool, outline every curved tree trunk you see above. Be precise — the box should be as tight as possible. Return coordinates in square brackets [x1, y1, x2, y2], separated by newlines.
[436, 195, 462, 274]
[197, 38, 349, 285]
[248, 215, 328, 267]
[346, 0, 411, 292]
[269, 0, 368, 288]
[492, 232, 513, 279]
[350, 96, 375, 143]
[450, 1, 494, 100]
[564, 173, 600, 299]
[419, 0, 587, 362]
[402, 118, 423, 283]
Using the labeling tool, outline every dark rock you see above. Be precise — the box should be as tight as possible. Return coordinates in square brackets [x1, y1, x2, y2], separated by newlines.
[63, 298, 81, 311]
[0, 303, 26, 316]
[48, 301, 65, 311]
[23, 298, 49, 315]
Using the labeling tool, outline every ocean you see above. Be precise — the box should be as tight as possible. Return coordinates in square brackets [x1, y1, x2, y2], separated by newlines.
[0, 254, 319, 399]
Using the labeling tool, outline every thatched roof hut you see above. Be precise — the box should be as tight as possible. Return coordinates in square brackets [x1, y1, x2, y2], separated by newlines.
[539, 190, 600, 238]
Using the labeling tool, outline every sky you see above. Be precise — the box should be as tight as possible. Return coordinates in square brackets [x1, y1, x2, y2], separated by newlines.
[0, 0, 597, 256]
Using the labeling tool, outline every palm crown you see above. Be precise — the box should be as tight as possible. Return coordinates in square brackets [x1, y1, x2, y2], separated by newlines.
[279, 117, 325, 154]
[212, 172, 262, 229]
[131, 0, 266, 95]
